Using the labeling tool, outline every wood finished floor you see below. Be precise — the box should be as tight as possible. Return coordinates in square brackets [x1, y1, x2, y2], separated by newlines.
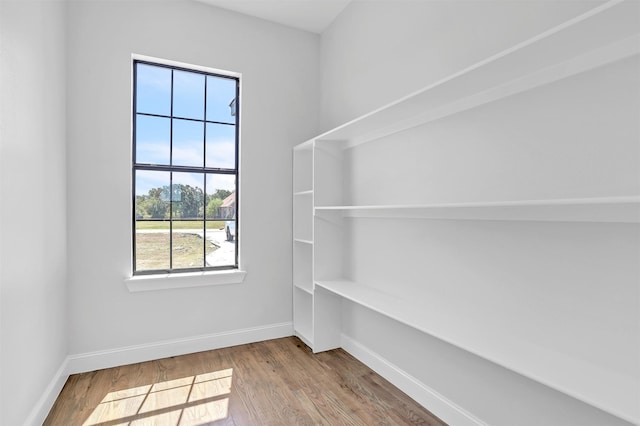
[45, 337, 446, 425]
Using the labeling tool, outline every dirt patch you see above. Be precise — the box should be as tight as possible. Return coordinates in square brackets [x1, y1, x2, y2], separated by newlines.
[135, 232, 217, 271]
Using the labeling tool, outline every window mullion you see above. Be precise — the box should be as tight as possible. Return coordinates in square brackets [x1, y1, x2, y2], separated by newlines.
[203, 76, 208, 268]
[169, 69, 174, 270]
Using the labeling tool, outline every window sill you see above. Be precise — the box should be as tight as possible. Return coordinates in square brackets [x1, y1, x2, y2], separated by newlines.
[125, 269, 247, 292]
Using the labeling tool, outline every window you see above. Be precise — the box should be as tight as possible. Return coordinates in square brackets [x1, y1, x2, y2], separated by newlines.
[132, 59, 239, 275]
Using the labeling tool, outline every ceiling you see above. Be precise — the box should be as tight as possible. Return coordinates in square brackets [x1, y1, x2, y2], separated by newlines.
[195, 0, 352, 34]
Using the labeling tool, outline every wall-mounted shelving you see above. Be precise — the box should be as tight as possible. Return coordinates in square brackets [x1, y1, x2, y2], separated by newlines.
[314, 279, 637, 423]
[309, 1, 639, 150]
[314, 196, 640, 223]
[292, 2, 639, 424]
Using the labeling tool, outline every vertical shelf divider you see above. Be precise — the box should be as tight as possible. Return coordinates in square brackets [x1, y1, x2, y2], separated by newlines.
[292, 141, 314, 345]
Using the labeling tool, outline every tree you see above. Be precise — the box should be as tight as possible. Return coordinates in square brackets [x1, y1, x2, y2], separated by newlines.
[206, 198, 223, 219]
[212, 189, 231, 200]
[136, 184, 208, 219]
[172, 184, 204, 219]
[144, 197, 169, 218]
[135, 196, 147, 218]
[135, 187, 169, 219]
[149, 187, 168, 201]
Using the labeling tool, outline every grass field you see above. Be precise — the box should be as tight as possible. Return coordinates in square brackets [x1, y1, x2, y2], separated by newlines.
[136, 220, 225, 230]
[135, 232, 217, 271]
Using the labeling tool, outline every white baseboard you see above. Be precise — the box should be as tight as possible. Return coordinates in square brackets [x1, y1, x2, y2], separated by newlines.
[25, 322, 293, 425]
[341, 333, 486, 426]
[23, 357, 70, 426]
[67, 322, 293, 374]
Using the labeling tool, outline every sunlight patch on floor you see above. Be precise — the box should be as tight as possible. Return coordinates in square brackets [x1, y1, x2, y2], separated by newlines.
[83, 368, 233, 425]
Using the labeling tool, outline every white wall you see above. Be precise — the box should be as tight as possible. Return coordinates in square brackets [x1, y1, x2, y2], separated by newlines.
[0, 1, 68, 424]
[66, 0, 319, 356]
[320, 0, 606, 130]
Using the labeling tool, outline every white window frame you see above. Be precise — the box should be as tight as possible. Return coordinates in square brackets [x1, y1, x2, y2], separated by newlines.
[126, 54, 246, 291]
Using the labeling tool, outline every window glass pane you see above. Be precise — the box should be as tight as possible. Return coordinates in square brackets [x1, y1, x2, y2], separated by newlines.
[206, 123, 236, 169]
[171, 230, 206, 270]
[135, 170, 171, 272]
[135, 114, 170, 165]
[206, 76, 236, 124]
[172, 119, 204, 167]
[205, 176, 235, 220]
[172, 172, 205, 220]
[206, 175, 236, 267]
[171, 173, 205, 269]
[173, 70, 205, 120]
[135, 230, 170, 272]
[136, 64, 171, 116]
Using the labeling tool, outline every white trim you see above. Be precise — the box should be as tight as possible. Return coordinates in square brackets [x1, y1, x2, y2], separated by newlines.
[341, 334, 486, 426]
[131, 53, 242, 79]
[23, 358, 70, 426]
[125, 269, 247, 292]
[67, 322, 293, 374]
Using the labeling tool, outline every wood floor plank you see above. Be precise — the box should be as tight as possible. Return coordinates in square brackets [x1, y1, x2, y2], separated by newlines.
[44, 337, 446, 426]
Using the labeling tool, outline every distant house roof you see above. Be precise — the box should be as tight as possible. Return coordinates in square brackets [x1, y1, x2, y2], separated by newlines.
[221, 191, 235, 208]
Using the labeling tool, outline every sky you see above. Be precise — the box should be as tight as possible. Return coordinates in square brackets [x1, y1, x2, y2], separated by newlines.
[134, 63, 237, 196]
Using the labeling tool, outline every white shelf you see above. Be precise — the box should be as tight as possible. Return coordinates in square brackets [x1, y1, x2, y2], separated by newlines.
[315, 279, 638, 424]
[293, 238, 313, 245]
[305, 1, 639, 149]
[315, 196, 640, 223]
[293, 283, 313, 295]
[294, 190, 313, 196]
[314, 280, 405, 321]
[293, 140, 313, 150]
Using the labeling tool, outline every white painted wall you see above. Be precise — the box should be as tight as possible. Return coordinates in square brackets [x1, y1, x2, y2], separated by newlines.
[66, 0, 319, 355]
[320, 0, 606, 131]
[0, 1, 68, 424]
